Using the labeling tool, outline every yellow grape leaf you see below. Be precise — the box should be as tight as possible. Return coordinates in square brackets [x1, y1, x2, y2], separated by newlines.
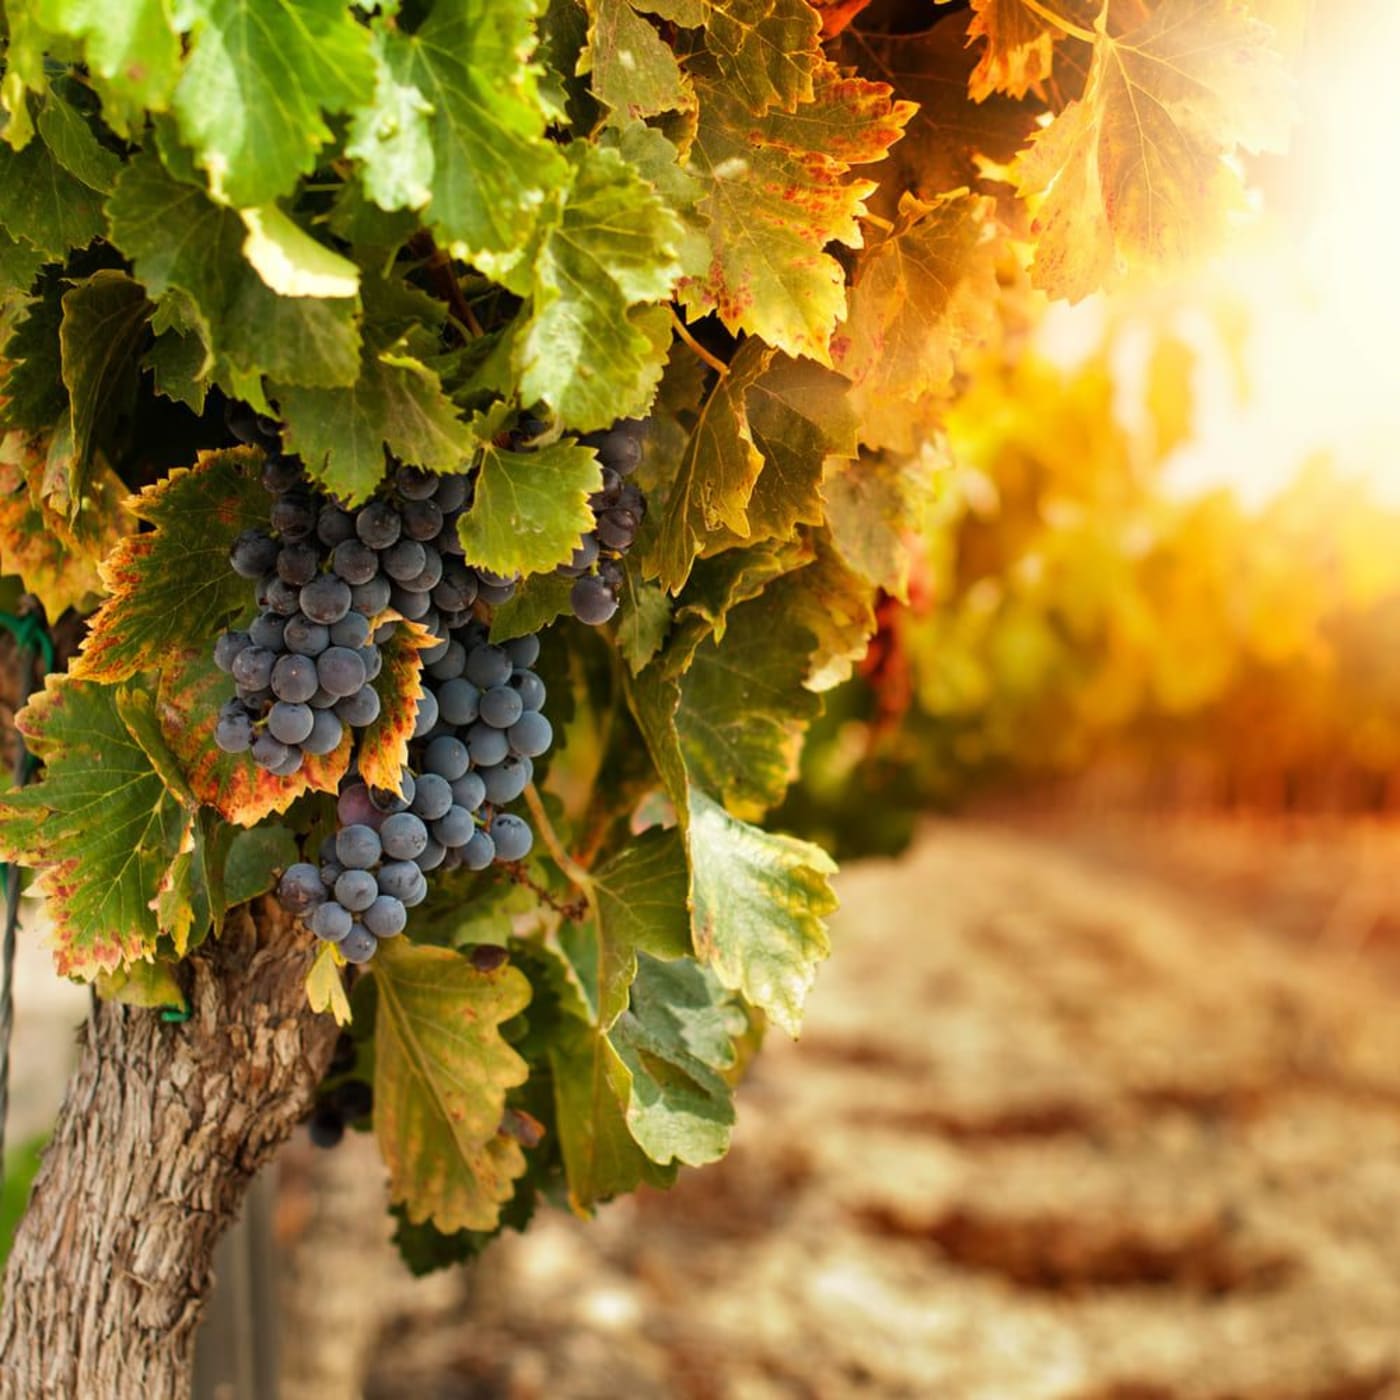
[357, 617, 438, 794]
[373, 940, 533, 1232]
[833, 189, 997, 439]
[963, 0, 1063, 100]
[0, 428, 128, 616]
[306, 941, 352, 1025]
[680, 56, 914, 362]
[1014, 0, 1294, 301]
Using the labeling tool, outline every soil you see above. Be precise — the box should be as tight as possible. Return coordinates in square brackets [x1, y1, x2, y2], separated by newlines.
[277, 814, 1400, 1400]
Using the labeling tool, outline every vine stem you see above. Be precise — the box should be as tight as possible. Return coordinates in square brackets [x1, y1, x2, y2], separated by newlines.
[670, 309, 730, 377]
[407, 232, 483, 338]
[523, 783, 594, 898]
[1019, 0, 1099, 45]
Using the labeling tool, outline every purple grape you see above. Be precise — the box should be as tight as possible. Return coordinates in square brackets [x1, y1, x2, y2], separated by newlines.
[310, 901, 353, 942]
[214, 630, 251, 673]
[490, 813, 533, 862]
[271, 653, 319, 704]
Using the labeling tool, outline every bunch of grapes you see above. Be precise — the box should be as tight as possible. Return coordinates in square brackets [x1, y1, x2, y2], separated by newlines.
[556, 418, 649, 625]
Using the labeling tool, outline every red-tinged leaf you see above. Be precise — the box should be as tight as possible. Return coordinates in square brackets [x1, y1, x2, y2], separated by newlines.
[358, 618, 438, 795]
[373, 940, 533, 1233]
[679, 56, 915, 362]
[73, 447, 268, 683]
[154, 647, 350, 826]
[0, 675, 194, 979]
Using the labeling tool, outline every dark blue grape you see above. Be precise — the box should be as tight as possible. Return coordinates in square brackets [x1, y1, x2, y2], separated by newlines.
[231, 530, 279, 579]
[571, 574, 618, 625]
[268, 701, 314, 745]
[415, 838, 446, 872]
[507, 710, 553, 758]
[503, 634, 541, 669]
[332, 539, 378, 586]
[310, 901, 352, 942]
[215, 705, 253, 753]
[382, 539, 426, 583]
[271, 653, 319, 704]
[364, 895, 406, 938]
[465, 644, 512, 690]
[463, 829, 495, 871]
[336, 686, 381, 727]
[395, 465, 438, 500]
[336, 824, 383, 870]
[277, 542, 320, 586]
[433, 805, 475, 848]
[350, 574, 392, 616]
[377, 861, 423, 900]
[490, 814, 533, 862]
[413, 689, 439, 739]
[402, 498, 443, 541]
[481, 755, 530, 806]
[277, 862, 326, 914]
[411, 772, 453, 821]
[424, 735, 470, 781]
[214, 630, 251, 673]
[510, 670, 546, 712]
[437, 678, 480, 726]
[356, 500, 401, 549]
[341, 924, 378, 964]
[283, 614, 330, 656]
[303, 708, 344, 756]
[480, 686, 523, 730]
[334, 869, 378, 913]
[466, 722, 509, 767]
[329, 611, 371, 649]
[232, 645, 276, 691]
[450, 771, 486, 812]
[300, 576, 352, 625]
[381, 812, 429, 860]
[317, 504, 356, 548]
[249, 612, 287, 650]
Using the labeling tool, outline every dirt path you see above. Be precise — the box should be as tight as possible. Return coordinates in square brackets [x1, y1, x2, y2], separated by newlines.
[339, 818, 1400, 1398]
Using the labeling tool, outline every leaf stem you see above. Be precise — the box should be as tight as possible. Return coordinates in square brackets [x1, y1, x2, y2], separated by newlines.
[670, 309, 729, 377]
[523, 783, 594, 897]
[1018, 0, 1098, 44]
[407, 232, 483, 338]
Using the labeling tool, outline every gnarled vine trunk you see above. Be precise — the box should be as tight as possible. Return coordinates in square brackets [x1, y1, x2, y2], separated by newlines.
[0, 899, 338, 1399]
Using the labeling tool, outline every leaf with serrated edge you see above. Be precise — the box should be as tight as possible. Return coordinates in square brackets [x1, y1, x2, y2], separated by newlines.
[582, 0, 693, 119]
[680, 57, 913, 362]
[511, 144, 685, 431]
[1013, 0, 1293, 301]
[676, 591, 822, 819]
[155, 647, 351, 825]
[707, 0, 823, 114]
[40, 0, 182, 124]
[0, 126, 105, 259]
[688, 789, 836, 1037]
[612, 954, 743, 1166]
[306, 942, 351, 1025]
[488, 572, 573, 642]
[107, 152, 361, 389]
[615, 565, 671, 674]
[457, 405, 602, 578]
[373, 940, 533, 1232]
[359, 618, 438, 794]
[0, 675, 194, 979]
[959, 0, 1062, 100]
[173, 0, 373, 207]
[644, 338, 772, 594]
[370, 1, 569, 267]
[74, 448, 267, 683]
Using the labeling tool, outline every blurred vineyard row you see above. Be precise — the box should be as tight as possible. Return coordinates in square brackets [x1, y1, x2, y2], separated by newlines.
[786, 295, 1400, 857]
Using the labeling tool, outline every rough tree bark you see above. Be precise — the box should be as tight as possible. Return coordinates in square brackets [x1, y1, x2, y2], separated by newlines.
[0, 898, 339, 1399]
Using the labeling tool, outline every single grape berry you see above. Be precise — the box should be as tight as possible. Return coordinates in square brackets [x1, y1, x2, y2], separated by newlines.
[467, 722, 510, 768]
[433, 805, 476, 848]
[336, 824, 383, 870]
[382, 539, 427, 583]
[332, 539, 379, 586]
[490, 813, 534, 862]
[451, 771, 487, 812]
[230, 530, 279, 579]
[465, 644, 513, 690]
[249, 612, 288, 650]
[283, 614, 330, 656]
[356, 500, 402, 549]
[310, 901, 353, 942]
[463, 829, 495, 870]
[395, 465, 439, 500]
[271, 494, 316, 541]
[381, 812, 429, 861]
[571, 574, 619, 625]
[470, 944, 510, 972]
[214, 631, 251, 673]
[272, 653, 319, 704]
[252, 731, 292, 772]
[402, 498, 443, 541]
[329, 611, 371, 649]
[411, 772, 454, 821]
[481, 756, 530, 806]
[232, 646, 276, 691]
[277, 542, 321, 586]
[215, 706, 254, 754]
[413, 689, 439, 739]
[480, 686, 524, 730]
[268, 701, 315, 745]
[503, 634, 541, 669]
[363, 895, 406, 938]
[377, 861, 424, 901]
[334, 869, 379, 913]
[507, 710, 553, 758]
[415, 838, 446, 872]
[317, 646, 368, 699]
[424, 735, 470, 781]
[277, 863, 326, 915]
[300, 575, 353, 625]
[341, 923, 378, 964]
[437, 678, 480, 727]
[510, 670, 546, 712]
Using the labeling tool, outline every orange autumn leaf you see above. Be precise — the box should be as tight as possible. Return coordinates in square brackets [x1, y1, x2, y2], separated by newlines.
[357, 617, 439, 794]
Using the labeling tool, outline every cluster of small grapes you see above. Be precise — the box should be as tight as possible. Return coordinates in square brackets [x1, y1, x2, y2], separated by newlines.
[212, 446, 519, 775]
[556, 418, 649, 625]
[275, 625, 551, 966]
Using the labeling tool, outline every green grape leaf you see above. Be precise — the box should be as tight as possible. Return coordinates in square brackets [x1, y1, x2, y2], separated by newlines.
[706, 0, 823, 114]
[581, 0, 694, 120]
[0, 229, 45, 296]
[0, 124, 106, 259]
[588, 825, 690, 1027]
[610, 953, 743, 1166]
[487, 572, 574, 642]
[615, 565, 672, 673]
[687, 789, 836, 1036]
[644, 339, 771, 593]
[373, 940, 533, 1232]
[107, 153, 361, 389]
[239, 206, 360, 300]
[358, 619, 437, 795]
[457, 406, 602, 578]
[0, 676, 195, 979]
[73, 447, 267, 683]
[145, 319, 210, 413]
[675, 590, 822, 819]
[680, 57, 914, 362]
[96, 957, 187, 1012]
[346, 32, 436, 213]
[549, 1021, 677, 1211]
[511, 144, 685, 431]
[0, 279, 67, 433]
[173, 0, 374, 207]
[35, 85, 122, 194]
[224, 825, 300, 905]
[367, 1, 569, 267]
[40, 0, 183, 124]
[59, 270, 153, 497]
[674, 535, 812, 650]
[155, 646, 353, 825]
